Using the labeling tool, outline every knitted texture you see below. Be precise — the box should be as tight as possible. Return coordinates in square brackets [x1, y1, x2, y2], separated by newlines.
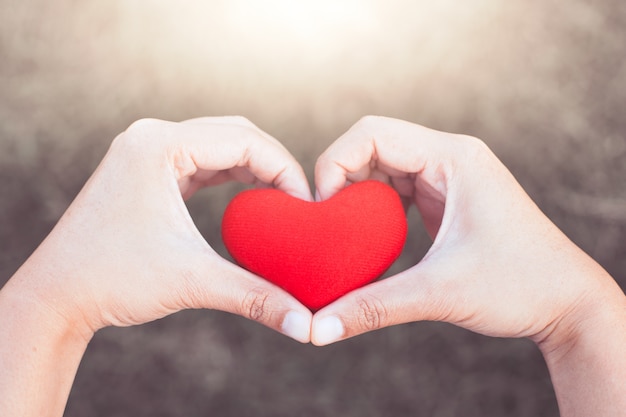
[221, 180, 408, 311]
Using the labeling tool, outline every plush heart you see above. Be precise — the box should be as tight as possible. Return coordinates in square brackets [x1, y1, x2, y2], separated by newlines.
[221, 180, 408, 311]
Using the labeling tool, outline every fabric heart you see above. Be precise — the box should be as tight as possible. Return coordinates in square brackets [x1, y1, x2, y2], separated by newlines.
[221, 180, 408, 311]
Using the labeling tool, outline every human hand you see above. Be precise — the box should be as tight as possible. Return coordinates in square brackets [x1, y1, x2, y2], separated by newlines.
[5, 117, 313, 342]
[311, 116, 624, 348]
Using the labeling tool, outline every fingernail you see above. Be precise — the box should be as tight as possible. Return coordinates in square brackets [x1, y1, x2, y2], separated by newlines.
[313, 316, 344, 346]
[282, 311, 310, 343]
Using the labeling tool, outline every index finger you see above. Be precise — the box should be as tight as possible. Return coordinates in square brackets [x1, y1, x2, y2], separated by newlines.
[314, 116, 459, 201]
[124, 118, 313, 201]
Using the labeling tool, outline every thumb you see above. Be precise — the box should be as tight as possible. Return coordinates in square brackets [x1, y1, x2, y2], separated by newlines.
[311, 262, 448, 346]
[185, 254, 313, 343]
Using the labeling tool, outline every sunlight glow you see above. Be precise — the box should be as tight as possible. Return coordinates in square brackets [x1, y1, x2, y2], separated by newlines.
[223, 0, 378, 49]
[111, 0, 499, 106]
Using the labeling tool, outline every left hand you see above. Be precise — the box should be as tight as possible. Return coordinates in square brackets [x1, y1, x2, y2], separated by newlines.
[6, 116, 313, 342]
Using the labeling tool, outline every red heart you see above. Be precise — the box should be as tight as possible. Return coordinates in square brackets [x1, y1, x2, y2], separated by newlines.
[221, 180, 408, 311]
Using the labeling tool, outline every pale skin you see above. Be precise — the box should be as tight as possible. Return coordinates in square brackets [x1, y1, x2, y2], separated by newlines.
[0, 117, 314, 416]
[311, 116, 626, 416]
[0, 116, 624, 416]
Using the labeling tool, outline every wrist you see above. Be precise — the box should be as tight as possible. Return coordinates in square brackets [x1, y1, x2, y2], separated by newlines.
[533, 270, 626, 416]
[0, 272, 92, 417]
[533, 267, 626, 359]
[0, 272, 95, 345]
[6, 232, 99, 340]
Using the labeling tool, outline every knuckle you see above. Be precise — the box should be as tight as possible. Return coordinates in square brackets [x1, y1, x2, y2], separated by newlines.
[112, 118, 175, 159]
[351, 115, 382, 137]
[356, 114, 383, 128]
[355, 295, 388, 331]
[114, 118, 167, 150]
[178, 268, 207, 308]
[448, 134, 496, 173]
[241, 288, 272, 322]
[125, 118, 164, 137]
[226, 115, 254, 127]
[456, 134, 491, 159]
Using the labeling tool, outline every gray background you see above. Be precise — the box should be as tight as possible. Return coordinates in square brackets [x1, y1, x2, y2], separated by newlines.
[1, 1, 625, 416]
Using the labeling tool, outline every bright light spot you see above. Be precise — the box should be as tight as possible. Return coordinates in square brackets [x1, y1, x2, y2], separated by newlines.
[224, 0, 378, 49]
[111, 0, 500, 109]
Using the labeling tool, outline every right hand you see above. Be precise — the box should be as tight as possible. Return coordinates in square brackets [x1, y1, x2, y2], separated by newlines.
[311, 116, 623, 349]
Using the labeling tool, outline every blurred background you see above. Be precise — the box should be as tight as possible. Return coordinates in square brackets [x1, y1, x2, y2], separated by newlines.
[1, 0, 625, 415]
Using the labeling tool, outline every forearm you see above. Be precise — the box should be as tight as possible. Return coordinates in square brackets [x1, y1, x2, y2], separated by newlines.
[538, 271, 626, 417]
[0, 266, 91, 417]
